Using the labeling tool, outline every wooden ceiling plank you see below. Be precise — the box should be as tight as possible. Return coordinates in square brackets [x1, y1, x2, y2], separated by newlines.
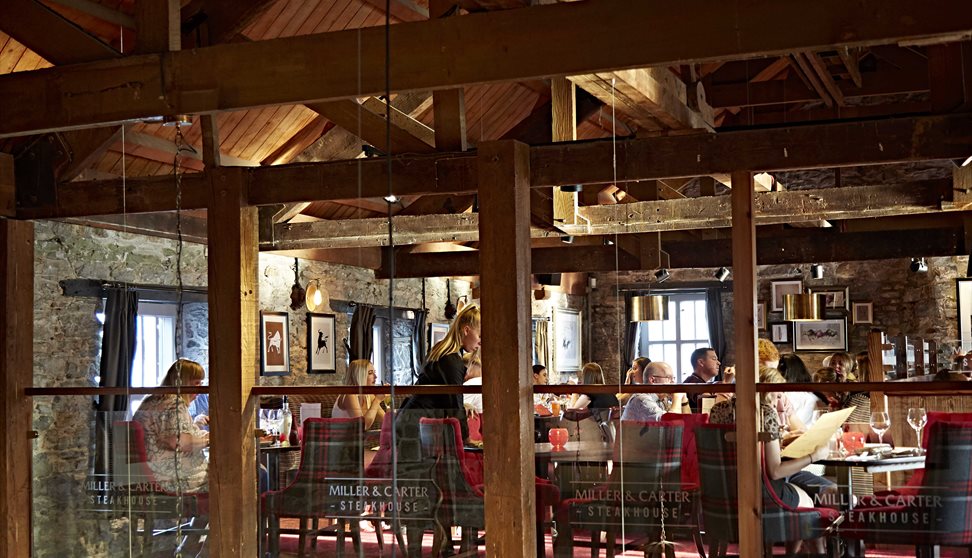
[804, 51, 847, 107]
[5, 0, 972, 136]
[306, 99, 435, 154]
[277, 0, 324, 38]
[0, 0, 119, 64]
[357, 0, 428, 22]
[58, 125, 127, 181]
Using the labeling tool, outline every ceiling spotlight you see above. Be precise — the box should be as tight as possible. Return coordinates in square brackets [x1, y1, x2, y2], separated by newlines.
[654, 268, 671, 283]
[562, 235, 575, 244]
[602, 238, 615, 246]
[910, 257, 928, 273]
[810, 264, 824, 279]
[561, 184, 584, 193]
[714, 267, 730, 282]
[383, 194, 399, 204]
[962, 155, 972, 167]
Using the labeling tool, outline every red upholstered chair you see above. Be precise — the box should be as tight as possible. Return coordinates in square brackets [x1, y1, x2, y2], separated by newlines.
[111, 421, 209, 557]
[843, 420, 972, 556]
[695, 424, 842, 557]
[262, 417, 366, 558]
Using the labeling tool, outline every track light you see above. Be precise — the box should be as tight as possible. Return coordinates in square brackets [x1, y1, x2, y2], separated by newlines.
[562, 235, 575, 244]
[561, 184, 583, 193]
[654, 268, 671, 283]
[810, 264, 824, 279]
[383, 194, 399, 204]
[910, 258, 928, 273]
[714, 267, 730, 282]
[602, 238, 615, 246]
[962, 155, 972, 167]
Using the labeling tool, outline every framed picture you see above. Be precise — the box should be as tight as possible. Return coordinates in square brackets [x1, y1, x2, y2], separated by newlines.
[429, 323, 450, 347]
[852, 302, 873, 325]
[959, 279, 972, 352]
[306, 313, 336, 373]
[553, 307, 582, 372]
[808, 286, 850, 310]
[260, 311, 290, 376]
[770, 280, 803, 312]
[793, 318, 848, 352]
[770, 322, 791, 344]
[756, 303, 767, 331]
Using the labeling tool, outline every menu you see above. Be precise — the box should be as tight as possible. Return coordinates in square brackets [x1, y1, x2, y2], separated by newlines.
[780, 406, 855, 459]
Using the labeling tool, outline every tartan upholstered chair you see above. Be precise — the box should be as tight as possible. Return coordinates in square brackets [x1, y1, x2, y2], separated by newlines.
[111, 420, 209, 557]
[554, 421, 684, 558]
[843, 420, 972, 557]
[661, 412, 709, 557]
[262, 417, 365, 558]
[695, 424, 842, 557]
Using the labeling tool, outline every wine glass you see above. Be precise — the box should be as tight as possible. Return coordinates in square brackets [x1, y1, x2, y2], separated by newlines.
[907, 407, 928, 452]
[261, 409, 282, 438]
[870, 411, 891, 446]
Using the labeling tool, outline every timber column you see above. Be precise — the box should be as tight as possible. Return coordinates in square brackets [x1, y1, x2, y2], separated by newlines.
[731, 170, 762, 554]
[207, 168, 258, 555]
[478, 140, 537, 556]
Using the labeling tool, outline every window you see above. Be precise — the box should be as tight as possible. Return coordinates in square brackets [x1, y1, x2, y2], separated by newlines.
[638, 292, 711, 382]
[130, 302, 178, 414]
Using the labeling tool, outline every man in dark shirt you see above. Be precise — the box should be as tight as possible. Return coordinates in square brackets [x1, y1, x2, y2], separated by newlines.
[685, 347, 720, 412]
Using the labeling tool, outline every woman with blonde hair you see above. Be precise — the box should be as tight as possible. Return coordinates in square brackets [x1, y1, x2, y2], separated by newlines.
[133, 359, 209, 493]
[396, 304, 481, 447]
[332, 359, 385, 429]
[568, 362, 619, 411]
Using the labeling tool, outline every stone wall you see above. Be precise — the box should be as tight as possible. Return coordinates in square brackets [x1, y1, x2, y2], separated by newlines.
[591, 256, 967, 381]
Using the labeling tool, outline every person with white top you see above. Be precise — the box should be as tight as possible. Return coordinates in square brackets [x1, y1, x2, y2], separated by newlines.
[332, 359, 385, 430]
[462, 350, 483, 415]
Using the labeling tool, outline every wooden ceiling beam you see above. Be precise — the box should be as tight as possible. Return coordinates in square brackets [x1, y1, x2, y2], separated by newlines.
[804, 51, 847, 107]
[4, 0, 972, 136]
[265, 181, 959, 250]
[790, 53, 834, 108]
[19, 113, 972, 219]
[0, 0, 120, 64]
[376, 227, 964, 277]
[305, 99, 435, 155]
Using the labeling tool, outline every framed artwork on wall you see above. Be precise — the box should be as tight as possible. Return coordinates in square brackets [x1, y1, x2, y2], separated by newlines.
[852, 302, 873, 325]
[808, 286, 850, 310]
[306, 312, 336, 373]
[553, 307, 582, 373]
[429, 322, 450, 347]
[260, 311, 290, 376]
[793, 318, 848, 352]
[756, 303, 767, 331]
[770, 322, 791, 344]
[770, 280, 803, 312]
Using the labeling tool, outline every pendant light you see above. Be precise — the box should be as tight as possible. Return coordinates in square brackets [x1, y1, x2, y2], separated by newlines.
[305, 279, 324, 311]
[783, 293, 825, 321]
[629, 294, 669, 321]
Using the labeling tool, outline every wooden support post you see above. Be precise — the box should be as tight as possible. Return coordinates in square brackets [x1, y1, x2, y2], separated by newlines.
[478, 140, 536, 557]
[430, 0, 468, 153]
[207, 168, 258, 556]
[0, 218, 32, 558]
[200, 115, 222, 169]
[730, 170, 762, 554]
[134, 0, 181, 53]
[551, 77, 578, 225]
[0, 153, 14, 217]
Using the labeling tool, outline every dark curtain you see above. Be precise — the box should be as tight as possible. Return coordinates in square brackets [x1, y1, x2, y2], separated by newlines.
[622, 293, 640, 375]
[94, 288, 139, 476]
[410, 309, 428, 382]
[349, 304, 376, 361]
[706, 288, 727, 362]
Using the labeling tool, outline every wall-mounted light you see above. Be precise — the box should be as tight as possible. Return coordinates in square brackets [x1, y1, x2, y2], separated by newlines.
[910, 257, 928, 273]
[562, 235, 575, 244]
[445, 279, 457, 320]
[305, 279, 324, 311]
[810, 264, 824, 279]
[714, 267, 730, 282]
[289, 258, 306, 311]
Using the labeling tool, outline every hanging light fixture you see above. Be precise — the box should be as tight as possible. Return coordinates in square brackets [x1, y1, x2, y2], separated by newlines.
[444, 279, 457, 320]
[783, 293, 825, 321]
[289, 258, 306, 311]
[305, 279, 324, 311]
[714, 267, 731, 282]
[630, 294, 669, 321]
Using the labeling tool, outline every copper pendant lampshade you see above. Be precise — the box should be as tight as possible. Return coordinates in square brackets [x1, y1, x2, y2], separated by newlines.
[783, 293, 825, 321]
[630, 295, 670, 321]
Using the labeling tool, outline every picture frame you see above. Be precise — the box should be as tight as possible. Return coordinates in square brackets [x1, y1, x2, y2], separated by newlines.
[260, 311, 290, 376]
[852, 302, 873, 325]
[808, 286, 851, 310]
[756, 302, 767, 331]
[793, 318, 848, 352]
[770, 322, 791, 344]
[553, 307, 582, 373]
[959, 279, 972, 352]
[306, 312, 336, 373]
[770, 280, 803, 312]
[429, 322, 450, 347]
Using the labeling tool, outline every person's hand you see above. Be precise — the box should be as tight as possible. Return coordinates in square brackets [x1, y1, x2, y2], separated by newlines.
[370, 396, 385, 410]
[193, 414, 209, 427]
[780, 430, 802, 448]
[624, 368, 638, 385]
[722, 366, 736, 384]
